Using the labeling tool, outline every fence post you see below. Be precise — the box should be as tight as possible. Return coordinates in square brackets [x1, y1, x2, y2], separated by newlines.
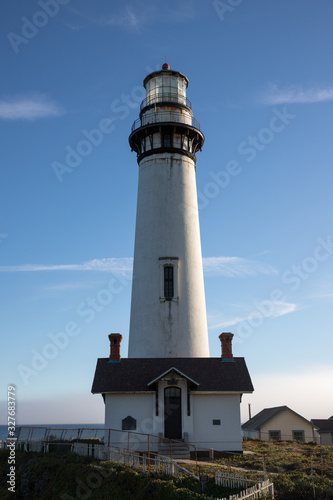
[263, 452, 267, 480]
[147, 434, 150, 469]
[169, 439, 173, 461]
[43, 428, 48, 443]
[310, 454, 316, 499]
[320, 452, 324, 495]
[195, 446, 198, 476]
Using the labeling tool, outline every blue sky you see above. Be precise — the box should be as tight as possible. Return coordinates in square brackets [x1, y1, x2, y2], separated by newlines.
[1, 0, 333, 426]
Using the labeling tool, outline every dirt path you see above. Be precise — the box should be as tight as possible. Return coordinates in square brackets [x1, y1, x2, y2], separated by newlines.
[175, 458, 266, 474]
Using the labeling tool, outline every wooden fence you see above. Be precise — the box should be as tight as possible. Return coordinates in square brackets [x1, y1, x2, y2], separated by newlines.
[216, 476, 274, 499]
[216, 471, 249, 488]
[73, 442, 181, 476]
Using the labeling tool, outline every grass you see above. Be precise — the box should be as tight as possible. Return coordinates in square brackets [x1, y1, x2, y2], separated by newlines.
[179, 439, 333, 499]
[0, 450, 241, 500]
[243, 439, 333, 499]
[1, 439, 332, 499]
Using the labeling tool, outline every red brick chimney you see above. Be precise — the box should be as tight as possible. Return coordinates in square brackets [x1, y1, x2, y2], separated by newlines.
[219, 332, 234, 361]
[108, 333, 123, 361]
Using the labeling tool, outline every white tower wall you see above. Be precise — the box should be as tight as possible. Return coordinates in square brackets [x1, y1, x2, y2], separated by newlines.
[129, 153, 209, 357]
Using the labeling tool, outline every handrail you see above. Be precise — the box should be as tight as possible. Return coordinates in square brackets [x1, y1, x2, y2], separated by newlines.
[140, 93, 192, 111]
[131, 116, 201, 133]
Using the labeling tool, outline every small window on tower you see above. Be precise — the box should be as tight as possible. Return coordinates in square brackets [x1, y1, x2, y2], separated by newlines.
[163, 133, 172, 147]
[159, 257, 178, 301]
[164, 266, 174, 299]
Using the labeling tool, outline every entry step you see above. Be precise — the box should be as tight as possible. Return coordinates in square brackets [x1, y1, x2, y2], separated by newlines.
[158, 439, 190, 459]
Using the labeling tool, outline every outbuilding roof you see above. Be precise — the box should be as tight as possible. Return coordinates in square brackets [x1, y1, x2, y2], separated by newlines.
[91, 357, 253, 394]
[311, 419, 333, 432]
[242, 405, 315, 430]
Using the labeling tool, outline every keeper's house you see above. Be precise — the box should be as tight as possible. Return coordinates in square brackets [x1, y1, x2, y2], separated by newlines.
[92, 333, 253, 453]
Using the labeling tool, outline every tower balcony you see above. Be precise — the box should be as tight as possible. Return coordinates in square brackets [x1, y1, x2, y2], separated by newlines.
[131, 114, 201, 133]
[129, 119, 204, 164]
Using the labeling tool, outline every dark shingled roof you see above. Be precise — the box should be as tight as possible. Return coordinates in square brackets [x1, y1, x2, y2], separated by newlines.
[311, 419, 333, 432]
[242, 405, 314, 430]
[91, 357, 254, 394]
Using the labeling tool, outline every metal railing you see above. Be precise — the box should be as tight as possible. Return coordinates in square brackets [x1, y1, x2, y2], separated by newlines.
[0, 426, 242, 456]
[131, 115, 201, 133]
[1, 439, 184, 478]
[140, 92, 192, 111]
[6, 426, 104, 443]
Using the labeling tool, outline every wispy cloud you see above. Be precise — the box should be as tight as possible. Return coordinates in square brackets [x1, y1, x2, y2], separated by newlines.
[65, 22, 84, 31]
[0, 255, 276, 278]
[305, 292, 333, 303]
[102, 6, 142, 29]
[82, 2, 199, 31]
[44, 282, 94, 291]
[65, 4, 144, 30]
[258, 83, 333, 105]
[0, 92, 65, 121]
[208, 301, 297, 330]
[202, 256, 277, 278]
[166, 1, 197, 22]
[0, 258, 133, 275]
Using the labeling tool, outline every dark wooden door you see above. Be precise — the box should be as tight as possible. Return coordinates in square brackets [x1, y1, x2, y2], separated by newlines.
[164, 387, 182, 439]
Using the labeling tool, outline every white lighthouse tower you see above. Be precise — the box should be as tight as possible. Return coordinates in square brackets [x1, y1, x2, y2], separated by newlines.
[92, 65, 253, 451]
[128, 63, 209, 358]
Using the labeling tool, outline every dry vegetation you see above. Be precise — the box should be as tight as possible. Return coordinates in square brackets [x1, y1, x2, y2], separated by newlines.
[179, 439, 333, 499]
[0, 439, 332, 499]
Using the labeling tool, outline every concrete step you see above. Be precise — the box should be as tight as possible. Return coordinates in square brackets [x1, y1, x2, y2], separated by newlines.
[159, 451, 190, 459]
[158, 440, 190, 459]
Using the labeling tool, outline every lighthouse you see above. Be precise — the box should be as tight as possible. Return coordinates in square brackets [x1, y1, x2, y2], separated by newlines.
[128, 63, 209, 358]
[92, 65, 253, 453]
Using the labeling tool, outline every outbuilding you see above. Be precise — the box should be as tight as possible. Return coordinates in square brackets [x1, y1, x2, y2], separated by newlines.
[242, 406, 318, 442]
